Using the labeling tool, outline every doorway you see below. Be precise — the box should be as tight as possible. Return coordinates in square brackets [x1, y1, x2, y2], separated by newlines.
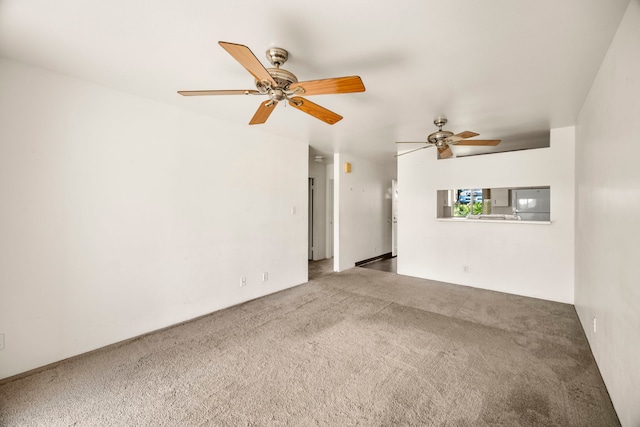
[392, 179, 398, 257]
[327, 179, 334, 259]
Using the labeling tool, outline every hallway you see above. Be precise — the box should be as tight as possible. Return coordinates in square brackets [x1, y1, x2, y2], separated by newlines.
[308, 258, 334, 280]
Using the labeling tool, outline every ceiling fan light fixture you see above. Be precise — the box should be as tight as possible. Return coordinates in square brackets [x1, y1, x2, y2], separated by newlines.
[270, 88, 286, 102]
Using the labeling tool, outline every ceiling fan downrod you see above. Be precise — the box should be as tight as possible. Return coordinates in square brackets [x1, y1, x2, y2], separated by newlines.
[434, 116, 448, 130]
[266, 47, 289, 68]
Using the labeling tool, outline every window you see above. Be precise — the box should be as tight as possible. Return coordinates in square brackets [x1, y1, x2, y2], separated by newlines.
[454, 188, 483, 217]
[437, 186, 550, 221]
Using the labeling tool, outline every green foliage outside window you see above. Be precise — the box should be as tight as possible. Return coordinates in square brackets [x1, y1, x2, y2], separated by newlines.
[454, 202, 483, 217]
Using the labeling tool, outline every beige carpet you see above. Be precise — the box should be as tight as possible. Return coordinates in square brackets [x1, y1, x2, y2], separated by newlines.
[308, 258, 334, 280]
[0, 268, 619, 426]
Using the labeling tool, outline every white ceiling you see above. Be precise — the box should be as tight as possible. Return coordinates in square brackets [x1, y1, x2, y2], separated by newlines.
[0, 0, 630, 165]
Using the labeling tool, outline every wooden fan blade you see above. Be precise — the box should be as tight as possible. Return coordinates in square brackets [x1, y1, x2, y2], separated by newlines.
[438, 145, 454, 159]
[454, 131, 479, 140]
[218, 41, 277, 86]
[249, 100, 277, 125]
[288, 97, 343, 125]
[177, 90, 260, 96]
[290, 76, 365, 96]
[395, 145, 431, 157]
[448, 132, 479, 143]
[454, 139, 501, 146]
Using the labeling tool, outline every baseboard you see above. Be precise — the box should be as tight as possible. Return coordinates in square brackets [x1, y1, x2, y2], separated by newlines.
[355, 252, 393, 267]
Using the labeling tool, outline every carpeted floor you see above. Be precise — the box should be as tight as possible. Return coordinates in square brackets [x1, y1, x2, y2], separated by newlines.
[0, 268, 619, 426]
[308, 258, 335, 280]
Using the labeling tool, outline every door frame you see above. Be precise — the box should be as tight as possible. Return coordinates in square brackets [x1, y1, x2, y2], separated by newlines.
[392, 179, 398, 257]
[308, 177, 315, 260]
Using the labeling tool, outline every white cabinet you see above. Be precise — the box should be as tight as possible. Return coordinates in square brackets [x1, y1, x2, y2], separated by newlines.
[492, 188, 509, 207]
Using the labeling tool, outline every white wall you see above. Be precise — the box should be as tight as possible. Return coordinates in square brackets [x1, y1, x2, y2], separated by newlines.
[308, 159, 327, 260]
[575, 2, 640, 425]
[334, 153, 395, 272]
[398, 128, 575, 303]
[0, 58, 308, 379]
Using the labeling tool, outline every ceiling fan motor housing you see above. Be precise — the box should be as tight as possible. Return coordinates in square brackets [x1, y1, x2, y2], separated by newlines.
[428, 130, 454, 144]
[260, 48, 299, 91]
[267, 68, 298, 87]
[255, 67, 299, 101]
[427, 116, 453, 144]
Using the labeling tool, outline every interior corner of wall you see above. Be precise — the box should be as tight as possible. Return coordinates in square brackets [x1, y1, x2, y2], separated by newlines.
[550, 126, 576, 145]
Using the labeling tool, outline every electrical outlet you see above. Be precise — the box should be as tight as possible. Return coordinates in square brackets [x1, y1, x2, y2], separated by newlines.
[241, 277, 246, 287]
[463, 265, 469, 273]
[593, 317, 597, 333]
[262, 272, 268, 282]
[0, 333, 4, 351]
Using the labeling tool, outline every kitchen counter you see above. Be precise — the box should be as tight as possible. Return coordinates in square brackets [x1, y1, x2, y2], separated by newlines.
[437, 217, 551, 225]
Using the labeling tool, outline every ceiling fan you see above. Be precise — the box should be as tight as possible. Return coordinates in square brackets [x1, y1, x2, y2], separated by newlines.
[396, 117, 501, 159]
[178, 41, 366, 125]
